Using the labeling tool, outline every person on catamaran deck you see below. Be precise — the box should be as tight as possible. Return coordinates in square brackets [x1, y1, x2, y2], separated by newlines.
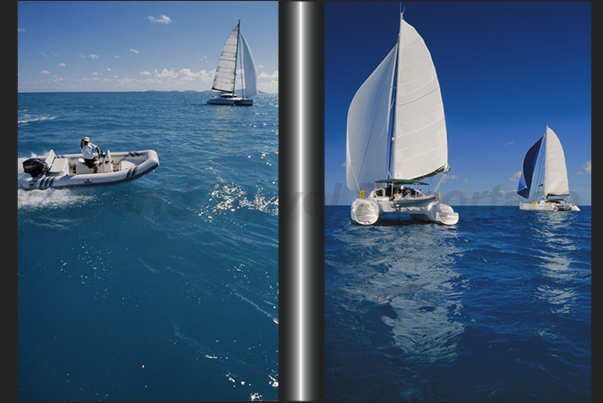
[80, 136, 101, 173]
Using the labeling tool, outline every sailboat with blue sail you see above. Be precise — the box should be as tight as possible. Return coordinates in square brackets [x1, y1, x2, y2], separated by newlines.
[517, 126, 580, 211]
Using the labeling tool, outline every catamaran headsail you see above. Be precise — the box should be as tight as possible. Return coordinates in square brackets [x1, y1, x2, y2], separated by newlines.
[517, 126, 579, 211]
[208, 20, 257, 106]
[346, 12, 459, 225]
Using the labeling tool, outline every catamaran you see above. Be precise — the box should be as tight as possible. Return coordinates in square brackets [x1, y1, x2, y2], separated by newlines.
[346, 12, 459, 225]
[517, 126, 580, 211]
[207, 20, 257, 106]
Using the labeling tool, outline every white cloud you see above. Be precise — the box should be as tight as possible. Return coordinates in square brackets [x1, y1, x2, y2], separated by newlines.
[258, 80, 278, 94]
[59, 63, 66, 67]
[463, 178, 468, 183]
[178, 68, 202, 81]
[257, 70, 279, 93]
[155, 68, 179, 79]
[39, 70, 50, 74]
[440, 174, 459, 184]
[577, 160, 591, 175]
[89, 54, 99, 59]
[18, 27, 26, 33]
[140, 68, 214, 83]
[509, 171, 522, 182]
[259, 70, 279, 79]
[148, 14, 171, 24]
[130, 48, 139, 54]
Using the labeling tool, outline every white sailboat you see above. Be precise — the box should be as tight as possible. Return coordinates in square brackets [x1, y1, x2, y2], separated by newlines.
[207, 20, 257, 106]
[347, 12, 459, 226]
[517, 126, 580, 211]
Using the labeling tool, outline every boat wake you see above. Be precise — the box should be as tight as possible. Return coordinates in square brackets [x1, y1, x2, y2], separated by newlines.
[18, 114, 57, 125]
[18, 156, 93, 209]
[205, 183, 278, 218]
[18, 187, 94, 210]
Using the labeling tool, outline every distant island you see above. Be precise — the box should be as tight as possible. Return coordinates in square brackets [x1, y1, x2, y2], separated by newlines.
[18, 90, 277, 94]
[140, 89, 273, 95]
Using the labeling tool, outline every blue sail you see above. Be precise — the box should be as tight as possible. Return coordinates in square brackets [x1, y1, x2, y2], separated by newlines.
[517, 135, 544, 199]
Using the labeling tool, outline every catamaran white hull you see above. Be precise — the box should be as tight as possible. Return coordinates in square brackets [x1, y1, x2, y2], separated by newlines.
[21, 149, 159, 190]
[520, 201, 580, 211]
[351, 197, 459, 226]
[393, 193, 436, 207]
[207, 96, 253, 106]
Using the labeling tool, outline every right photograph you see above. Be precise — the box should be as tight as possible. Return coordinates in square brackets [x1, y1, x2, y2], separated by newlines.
[324, 1, 591, 400]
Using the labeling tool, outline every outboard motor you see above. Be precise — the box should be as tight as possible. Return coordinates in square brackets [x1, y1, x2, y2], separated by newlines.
[22, 158, 45, 178]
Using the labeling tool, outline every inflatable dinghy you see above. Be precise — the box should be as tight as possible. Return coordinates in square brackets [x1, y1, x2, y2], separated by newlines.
[21, 149, 159, 190]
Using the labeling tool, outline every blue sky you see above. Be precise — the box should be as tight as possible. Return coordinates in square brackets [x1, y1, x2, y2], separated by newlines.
[18, 1, 278, 93]
[325, 1, 591, 206]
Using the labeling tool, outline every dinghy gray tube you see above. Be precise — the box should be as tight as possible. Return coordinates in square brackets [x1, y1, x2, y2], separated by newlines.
[21, 149, 159, 190]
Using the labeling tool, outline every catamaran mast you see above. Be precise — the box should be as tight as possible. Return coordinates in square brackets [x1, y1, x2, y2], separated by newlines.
[233, 20, 240, 96]
[386, 80, 396, 180]
[386, 13, 402, 180]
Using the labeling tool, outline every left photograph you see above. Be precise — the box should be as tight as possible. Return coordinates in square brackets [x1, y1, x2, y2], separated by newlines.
[18, 1, 278, 400]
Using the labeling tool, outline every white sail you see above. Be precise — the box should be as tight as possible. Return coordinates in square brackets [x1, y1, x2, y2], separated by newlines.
[392, 17, 448, 181]
[544, 126, 570, 197]
[239, 33, 257, 98]
[346, 44, 398, 192]
[212, 24, 239, 94]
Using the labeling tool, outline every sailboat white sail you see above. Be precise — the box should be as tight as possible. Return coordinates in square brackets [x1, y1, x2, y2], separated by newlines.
[239, 33, 257, 99]
[393, 19, 448, 182]
[347, 12, 458, 225]
[208, 20, 257, 106]
[518, 126, 580, 211]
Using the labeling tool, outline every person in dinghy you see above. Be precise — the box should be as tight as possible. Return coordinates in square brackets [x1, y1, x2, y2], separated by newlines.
[80, 136, 101, 173]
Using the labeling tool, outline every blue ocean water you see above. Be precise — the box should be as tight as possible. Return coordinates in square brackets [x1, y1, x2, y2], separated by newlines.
[325, 205, 591, 401]
[18, 92, 279, 401]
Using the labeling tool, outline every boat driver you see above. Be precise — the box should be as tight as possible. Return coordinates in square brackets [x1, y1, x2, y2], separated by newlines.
[80, 136, 101, 173]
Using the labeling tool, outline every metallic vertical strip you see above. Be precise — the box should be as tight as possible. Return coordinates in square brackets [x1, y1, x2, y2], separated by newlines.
[279, 2, 324, 401]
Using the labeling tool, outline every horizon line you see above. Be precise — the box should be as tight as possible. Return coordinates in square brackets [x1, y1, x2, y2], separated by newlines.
[18, 89, 279, 95]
